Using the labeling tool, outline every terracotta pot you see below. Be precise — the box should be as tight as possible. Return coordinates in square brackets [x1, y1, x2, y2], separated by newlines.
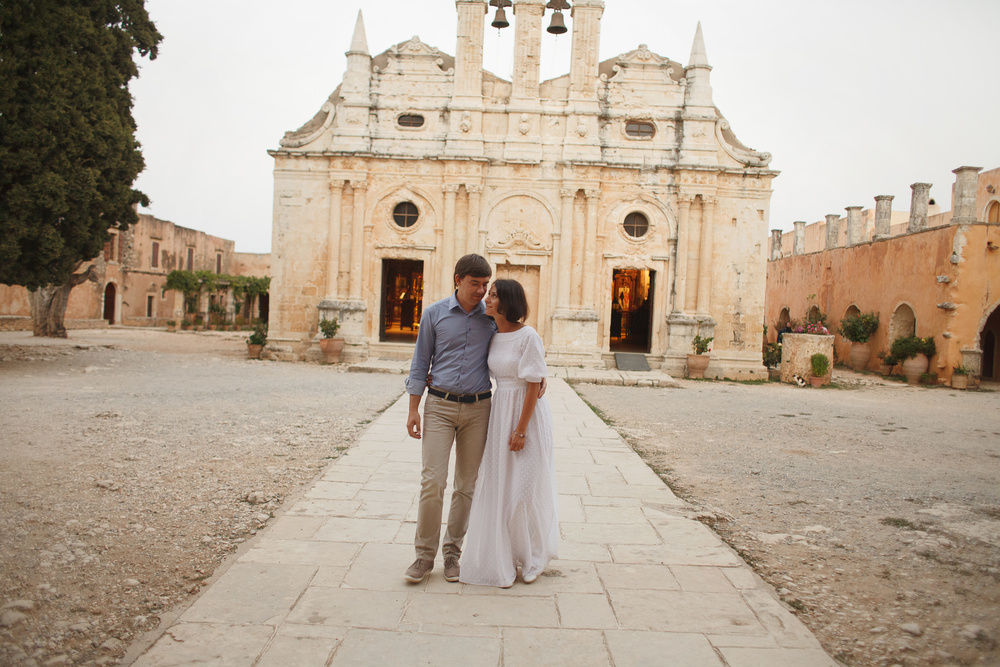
[686, 354, 710, 379]
[319, 337, 346, 364]
[809, 375, 824, 388]
[247, 344, 263, 359]
[951, 374, 969, 390]
[849, 341, 871, 372]
[901, 353, 929, 385]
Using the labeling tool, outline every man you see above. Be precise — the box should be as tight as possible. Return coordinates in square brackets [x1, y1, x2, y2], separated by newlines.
[404, 254, 495, 583]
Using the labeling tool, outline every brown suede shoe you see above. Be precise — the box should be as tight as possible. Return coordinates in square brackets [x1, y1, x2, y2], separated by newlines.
[443, 556, 460, 582]
[404, 558, 433, 583]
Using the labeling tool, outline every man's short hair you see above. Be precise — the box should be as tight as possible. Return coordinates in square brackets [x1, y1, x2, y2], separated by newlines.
[454, 254, 492, 283]
[493, 278, 528, 324]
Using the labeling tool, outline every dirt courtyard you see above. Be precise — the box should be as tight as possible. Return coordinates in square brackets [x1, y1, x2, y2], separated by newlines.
[1, 328, 998, 666]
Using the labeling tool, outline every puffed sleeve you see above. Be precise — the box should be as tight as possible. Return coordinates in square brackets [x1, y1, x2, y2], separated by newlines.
[516, 327, 547, 383]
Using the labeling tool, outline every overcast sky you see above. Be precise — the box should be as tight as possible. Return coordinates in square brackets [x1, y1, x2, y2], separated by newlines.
[131, 0, 1000, 254]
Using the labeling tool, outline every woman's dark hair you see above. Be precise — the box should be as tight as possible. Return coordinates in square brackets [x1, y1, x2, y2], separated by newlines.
[492, 279, 528, 324]
[454, 253, 492, 283]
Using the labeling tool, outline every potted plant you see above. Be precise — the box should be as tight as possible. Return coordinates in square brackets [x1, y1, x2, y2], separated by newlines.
[952, 365, 969, 390]
[838, 311, 879, 371]
[890, 335, 936, 385]
[318, 317, 345, 364]
[166, 319, 177, 332]
[809, 352, 830, 387]
[876, 350, 896, 376]
[686, 334, 712, 379]
[246, 322, 267, 359]
[762, 342, 782, 381]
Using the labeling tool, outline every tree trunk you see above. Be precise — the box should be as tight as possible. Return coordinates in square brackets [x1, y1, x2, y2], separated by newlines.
[29, 264, 98, 338]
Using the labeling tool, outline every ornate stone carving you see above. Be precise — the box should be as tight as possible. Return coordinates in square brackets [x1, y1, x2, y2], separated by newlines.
[460, 111, 472, 133]
[280, 102, 336, 148]
[488, 228, 551, 251]
[442, 183, 461, 194]
[576, 123, 588, 137]
[519, 114, 531, 136]
[715, 119, 773, 167]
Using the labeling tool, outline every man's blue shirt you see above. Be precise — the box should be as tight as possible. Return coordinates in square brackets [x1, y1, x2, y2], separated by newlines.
[405, 292, 496, 396]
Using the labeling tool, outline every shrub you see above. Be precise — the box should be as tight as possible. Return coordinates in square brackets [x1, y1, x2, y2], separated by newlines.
[692, 335, 713, 355]
[838, 311, 880, 343]
[319, 317, 340, 338]
[890, 335, 936, 361]
[877, 350, 899, 367]
[953, 365, 969, 376]
[762, 343, 782, 368]
[810, 353, 830, 377]
[246, 322, 267, 346]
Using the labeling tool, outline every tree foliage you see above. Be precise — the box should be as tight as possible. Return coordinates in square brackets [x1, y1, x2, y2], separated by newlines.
[0, 0, 162, 291]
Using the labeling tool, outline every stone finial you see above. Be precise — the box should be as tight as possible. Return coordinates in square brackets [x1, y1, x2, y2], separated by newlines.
[825, 214, 840, 249]
[845, 206, 864, 246]
[908, 182, 932, 232]
[793, 221, 806, 255]
[951, 166, 982, 225]
[349, 10, 369, 55]
[770, 229, 783, 261]
[688, 22, 710, 69]
[874, 195, 894, 240]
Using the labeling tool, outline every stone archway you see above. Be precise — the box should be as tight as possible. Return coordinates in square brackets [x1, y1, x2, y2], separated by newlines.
[980, 306, 1000, 379]
[889, 303, 916, 342]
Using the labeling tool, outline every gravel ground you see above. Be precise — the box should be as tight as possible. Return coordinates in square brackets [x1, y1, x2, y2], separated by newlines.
[0, 329, 405, 666]
[577, 374, 1000, 667]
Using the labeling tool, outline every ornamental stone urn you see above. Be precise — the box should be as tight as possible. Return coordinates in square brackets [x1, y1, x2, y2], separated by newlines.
[686, 354, 710, 379]
[849, 341, 871, 372]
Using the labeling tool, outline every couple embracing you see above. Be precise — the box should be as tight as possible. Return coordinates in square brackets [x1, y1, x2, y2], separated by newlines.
[403, 253, 558, 588]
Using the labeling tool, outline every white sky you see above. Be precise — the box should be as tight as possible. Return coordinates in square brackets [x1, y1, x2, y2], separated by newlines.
[131, 0, 1000, 254]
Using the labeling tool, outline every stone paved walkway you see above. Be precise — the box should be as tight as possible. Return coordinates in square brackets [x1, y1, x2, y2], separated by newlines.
[130, 378, 837, 666]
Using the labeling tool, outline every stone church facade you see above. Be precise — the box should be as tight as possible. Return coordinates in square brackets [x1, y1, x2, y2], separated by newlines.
[267, 0, 777, 378]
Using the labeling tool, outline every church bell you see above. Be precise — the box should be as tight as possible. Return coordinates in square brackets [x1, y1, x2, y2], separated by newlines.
[546, 10, 567, 34]
[491, 7, 510, 29]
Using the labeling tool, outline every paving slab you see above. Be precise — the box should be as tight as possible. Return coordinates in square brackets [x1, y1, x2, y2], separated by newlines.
[130, 378, 837, 666]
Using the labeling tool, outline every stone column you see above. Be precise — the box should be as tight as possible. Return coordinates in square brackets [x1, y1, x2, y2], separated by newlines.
[846, 206, 864, 246]
[325, 180, 344, 298]
[825, 214, 840, 249]
[556, 188, 575, 310]
[442, 184, 460, 295]
[453, 186, 467, 261]
[952, 166, 983, 225]
[673, 195, 693, 313]
[696, 196, 716, 315]
[770, 229, 783, 260]
[338, 185, 353, 299]
[348, 179, 367, 300]
[511, 0, 545, 101]
[466, 185, 483, 255]
[908, 182, 932, 232]
[582, 189, 600, 308]
[873, 195, 894, 240]
[793, 221, 806, 255]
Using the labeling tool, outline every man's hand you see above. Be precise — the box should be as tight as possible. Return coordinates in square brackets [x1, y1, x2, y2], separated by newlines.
[407, 410, 422, 439]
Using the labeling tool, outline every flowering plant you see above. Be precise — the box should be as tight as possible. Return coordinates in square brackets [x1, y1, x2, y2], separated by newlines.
[791, 320, 829, 335]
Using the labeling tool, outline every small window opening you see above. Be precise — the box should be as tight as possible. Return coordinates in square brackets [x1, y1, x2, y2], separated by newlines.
[623, 212, 649, 238]
[151, 241, 159, 268]
[398, 114, 425, 128]
[393, 202, 419, 228]
[625, 121, 655, 138]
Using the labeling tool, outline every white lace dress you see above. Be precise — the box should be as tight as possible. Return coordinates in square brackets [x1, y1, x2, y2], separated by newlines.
[460, 326, 558, 587]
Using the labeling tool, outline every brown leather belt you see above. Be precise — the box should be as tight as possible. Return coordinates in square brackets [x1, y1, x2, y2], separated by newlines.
[427, 386, 492, 403]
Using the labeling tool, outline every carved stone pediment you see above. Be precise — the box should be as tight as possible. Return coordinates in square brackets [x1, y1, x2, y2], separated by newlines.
[376, 37, 453, 76]
[602, 44, 677, 84]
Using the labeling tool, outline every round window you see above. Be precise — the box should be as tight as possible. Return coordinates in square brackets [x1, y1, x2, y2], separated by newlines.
[623, 212, 649, 238]
[393, 201, 419, 228]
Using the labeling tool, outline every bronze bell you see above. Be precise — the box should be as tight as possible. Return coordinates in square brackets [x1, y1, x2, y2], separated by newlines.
[491, 7, 509, 29]
[546, 10, 567, 34]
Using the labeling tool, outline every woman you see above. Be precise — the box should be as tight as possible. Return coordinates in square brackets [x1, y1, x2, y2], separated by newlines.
[460, 279, 558, 587]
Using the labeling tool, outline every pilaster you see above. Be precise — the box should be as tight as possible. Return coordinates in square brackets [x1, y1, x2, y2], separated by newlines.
[695, 196, 715, 316]
[325, 180, 344, 299]
[825, 214, 840, 249]
[793, 221, 806, 255]
[873, 196, 894, 240]
[348, 179, 367, 299]
[908, 182, 932, 232]
[442, 184, 460, 294]
[672, 195, 693, 314]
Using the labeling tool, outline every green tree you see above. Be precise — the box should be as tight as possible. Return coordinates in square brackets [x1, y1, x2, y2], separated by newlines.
[0, 0, 161, 336]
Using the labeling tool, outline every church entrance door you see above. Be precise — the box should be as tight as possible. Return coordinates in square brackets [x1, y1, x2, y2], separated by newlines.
[380, 259, 424, 342]
[610, 269, 654, 353]
[103, 283, 116, 324]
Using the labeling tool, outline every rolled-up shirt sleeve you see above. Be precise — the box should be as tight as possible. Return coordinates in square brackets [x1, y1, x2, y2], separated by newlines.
[405, 309, 436, 395]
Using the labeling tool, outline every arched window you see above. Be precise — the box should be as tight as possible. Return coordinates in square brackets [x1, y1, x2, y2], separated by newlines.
[843, 304, 860, 320]
[392, 202, 419, 228]
[777, 308, 791, 331]
[625, 121, 655, 138]
[398, 114, 425, 128]
[623, 212, 649, 238]
[988, 200, 999, 223]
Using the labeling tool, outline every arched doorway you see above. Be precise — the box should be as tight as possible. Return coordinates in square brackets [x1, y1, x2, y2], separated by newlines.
[610, 268, 654, 353]
[980, 306, 1000, 379]
[103, 283, 116, 324]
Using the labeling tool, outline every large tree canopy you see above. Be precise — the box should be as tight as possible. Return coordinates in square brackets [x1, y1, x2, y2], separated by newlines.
[0, 0, 162, 291]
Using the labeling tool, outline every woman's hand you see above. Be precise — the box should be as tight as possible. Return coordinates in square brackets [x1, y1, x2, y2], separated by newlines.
[509, 431, 525, 452]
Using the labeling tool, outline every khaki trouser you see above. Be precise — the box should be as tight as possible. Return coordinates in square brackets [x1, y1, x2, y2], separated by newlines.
[415, 393, 491, 561]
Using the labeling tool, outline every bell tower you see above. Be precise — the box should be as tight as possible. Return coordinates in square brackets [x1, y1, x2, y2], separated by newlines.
[447, 0, 488, 155]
